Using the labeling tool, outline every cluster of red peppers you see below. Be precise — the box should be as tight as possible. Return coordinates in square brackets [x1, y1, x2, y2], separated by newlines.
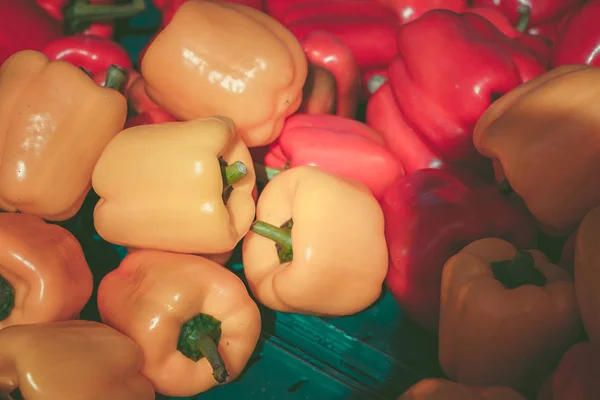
[1, 0, 600, 399]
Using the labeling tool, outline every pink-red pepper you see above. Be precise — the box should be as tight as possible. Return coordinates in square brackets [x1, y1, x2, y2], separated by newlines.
[375, 0, 467, 23]
[282, 0, 396, 25]
[154, 0, 265, 27]
[0, 0, 63, 65]
[42, 34, 132, 76]
[551, 0, 600, 68]
[260, 114, 404, 199]
[471, 0, 579, 27]
[388, 10, 546, 167]
[264, 0, 320, 22]
[380, 168, 537, 331]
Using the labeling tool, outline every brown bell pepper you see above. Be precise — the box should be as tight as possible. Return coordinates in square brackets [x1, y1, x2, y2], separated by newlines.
[141, 0, 308, 148]
[242, 165, 388, 316]
[399, 378, 526, 400]
[0, 50, 127, 221]
[473, 64, 600, 236]
[97, 250, 261, 397]
[0, 212, 92, 330]
[439, 238, 580, 393]
[0, 320, 155, 400]
[92, 116, 256, 255]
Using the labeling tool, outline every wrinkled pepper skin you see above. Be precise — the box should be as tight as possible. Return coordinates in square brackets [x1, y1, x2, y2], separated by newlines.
[243, 166, 388, 316]
[0, 0, 62, 65]
[537, 342, 600, 400]
[263, 114, 404, 199]
[301, 31, 361, 119]
[98, 250, 261, 397]
[389, 10, 546, 166]
[473, 65, 600, 236]
[0, 50, 127, 221]
[0, 213, 92, 330]
[142, 0, 307, 148]
[471, 0, 579, 26]
[551, 0, 600, 68]
[381, 169, 537, 331]
[92, 117, 256, 254]
[375, 0, 466, 23]
[398, 379, 526, 400]
[439, 238, 580, 392]
[0, 320, 155, 400]
[42, 34, 132, 76]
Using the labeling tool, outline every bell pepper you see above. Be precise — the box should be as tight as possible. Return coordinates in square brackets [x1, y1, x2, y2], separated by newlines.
[439, 238, 580, 393]
[559, 230, 576, 274]
[264, 0, 322, 22]
[299, 65, 337, 116]
[551, 0, 600, 68]
[243, 166, 388, 316]
[537, 342, 600, 400]
[260, 114, 404, 199]
[0, 320, 155, 399]
[141, 0, 307, 148]
[301, 31, 361, 119]
[154, 0, 265, 27]
[42, 34, 132, 76]
[98, 250, 261, 397]
[471, 0, 579, 26]
[399, 378, 526, 400]
[389, 10, 546, 168]
[282, 0, 396, 25]
[0, 50, 127, 220]
[527, 8, 575, 41]
[381, 169, 537, 331]
[0, 212, 92, 330]
[92, 116, 256, 254]
[0, 0, 63, 65]
[473, 64, 600, 236]
[375, 0, 467, 23]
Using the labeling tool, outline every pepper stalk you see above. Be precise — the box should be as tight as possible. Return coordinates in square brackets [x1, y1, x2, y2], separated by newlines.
[250, 219, 293, 263]
[64, 0, 147, 34]
[491, 250, 547, 289]
[0, 275, 14, 322]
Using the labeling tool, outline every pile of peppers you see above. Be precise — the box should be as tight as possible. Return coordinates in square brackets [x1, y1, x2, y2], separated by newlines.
[0, 0, 600, 399]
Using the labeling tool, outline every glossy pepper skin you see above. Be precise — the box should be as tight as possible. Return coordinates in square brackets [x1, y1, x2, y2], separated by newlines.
[0, 0, 62, 65]
[375, 0, 466, 23]
[473, 65, 600, 236]
[261, 114, 404, 199]
[537, 342, 600, 400]
[389, 10, 546, 167]
[243, 166, 388, 316]
[380, 169, 537, 331]
[439, 238, 580, 392]
[92, 117, 256, 254]
[472, 0, 579, 26]
[154, 0, 264, 27]
[42, 34, 132, 76]
[300, 31, 361, 119]
[551, 1, 600, 68]
[98, 250, 261, 397]
[399, 379, 526, 400]
[0, 213, 92, 330]
[0, 50, 127, 221]
[142, 0, 307, 148]
[0, 320, 155, 400]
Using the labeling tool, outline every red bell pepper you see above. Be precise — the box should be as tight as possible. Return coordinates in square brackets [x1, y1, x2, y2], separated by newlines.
[537, 342, 600, 400]
[526, 9, 574, 41]
[388, 10, 546, 167]
[260, 114, 404, 199]
[559, 229, 577, 275]
[155, 0, 264, 27]
[471, 0, 579, 26]
[301, 31, 361, 119]
[374, 0, 467, 23]
[551, 1, 600, 68]
[282, 0, 396, 25]
[264, 0, 320, 22]
[0, 0, 63, 65]
[514, 34, 552, 66]
[42, 34, 132, 76]
[381, 168, 537, 331]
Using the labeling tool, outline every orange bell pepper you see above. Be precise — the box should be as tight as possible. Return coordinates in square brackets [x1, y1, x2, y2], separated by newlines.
[473, 64, 600, 236]
[0, 212, 92, 330]
[574, 204, 600, 344]
[439, 238, 580, 393]
[141, 0, 308, 148]
[242, 165, 388, 316]
[399, 378, 526, 400]
[97, 250, 261, 397]
[92, 117, 256, 254]
[0, 50, 127, 221]
[0, 320, 155, 400]
[299, 65, 337, 116]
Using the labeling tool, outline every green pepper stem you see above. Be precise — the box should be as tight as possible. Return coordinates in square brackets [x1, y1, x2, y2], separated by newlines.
[253, 162, 283, 184]
[65, 0, 146, 22]
[498, 179, 513, 195]
[177, 313, 230, 384]
[104, 64, 128, 92]
[491, 250, 548, 289]
[251, 220, 293, 263]
[221, 161, 248, 186]
[515, 5, 531, 32]
[0, 275, 15, 322]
